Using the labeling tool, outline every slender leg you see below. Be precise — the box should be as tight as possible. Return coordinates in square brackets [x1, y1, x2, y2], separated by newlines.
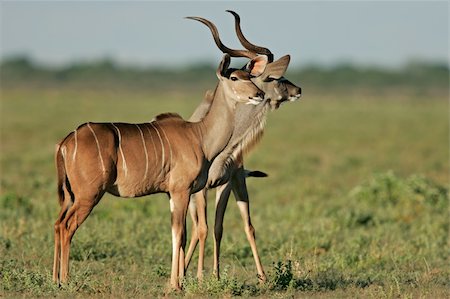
[59, 200, 97, 283]
[184, 195, 198, 272]
[169, 191, 190, 290]
[195, 190, 208, 280]
[213, 182, 232, 279]
[58, 204, 77, 283]
[231, 168, 266, 282]
[178, 213, 187, 281]
[52, 201, 71, 283]
[53, 222, 61, 283]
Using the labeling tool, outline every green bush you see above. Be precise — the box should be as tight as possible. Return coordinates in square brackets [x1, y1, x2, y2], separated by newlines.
[350, 171, 448, 207]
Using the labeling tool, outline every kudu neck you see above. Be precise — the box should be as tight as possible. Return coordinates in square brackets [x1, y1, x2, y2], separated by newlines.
[196, 85, 236, 161]
[206, 101, 269, 185]
[189, 91, 213, 123]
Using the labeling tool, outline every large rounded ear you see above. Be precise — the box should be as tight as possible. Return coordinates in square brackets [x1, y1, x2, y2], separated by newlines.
[264, 54, 291, 79]
[246, 55, 268, 77]
[216, 54, 231, 80]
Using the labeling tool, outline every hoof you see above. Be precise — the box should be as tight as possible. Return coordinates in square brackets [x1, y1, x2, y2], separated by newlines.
[167, 282, 182, 293]
[257, 274, 267, 283]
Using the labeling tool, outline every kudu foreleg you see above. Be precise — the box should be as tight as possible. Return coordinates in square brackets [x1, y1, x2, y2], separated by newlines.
[231, 171, 266, 282]
[169, 192, 190, 290]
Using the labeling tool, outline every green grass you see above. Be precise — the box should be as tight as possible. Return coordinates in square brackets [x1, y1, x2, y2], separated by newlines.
[1, 86, 448, 298]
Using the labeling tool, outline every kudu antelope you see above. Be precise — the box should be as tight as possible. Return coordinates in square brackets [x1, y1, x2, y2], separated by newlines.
[184, 11, 302, 281]
[52, 53, 271, 290]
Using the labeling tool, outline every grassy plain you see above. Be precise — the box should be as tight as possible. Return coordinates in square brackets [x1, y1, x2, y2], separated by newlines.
[1, 85, 448, 298]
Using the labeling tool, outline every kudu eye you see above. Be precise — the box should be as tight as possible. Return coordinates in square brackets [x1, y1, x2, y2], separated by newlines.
[264, 77, 276, 83]
[230, 76, 238, 81]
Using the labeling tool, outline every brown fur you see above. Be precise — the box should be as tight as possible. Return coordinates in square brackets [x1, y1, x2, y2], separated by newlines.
[52, 54, 268, 290]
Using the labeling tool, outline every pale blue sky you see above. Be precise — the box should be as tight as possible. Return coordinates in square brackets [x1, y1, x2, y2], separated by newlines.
[1, 1, 448, 68]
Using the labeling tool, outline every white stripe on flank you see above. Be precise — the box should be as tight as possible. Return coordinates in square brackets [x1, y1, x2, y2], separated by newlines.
[144, 125, 158, 168]
[159, 126, 173, 166]
[61, 145, 67, 159]
[150, 122, 165, 170]
[72, 129, 78, 161]
[135, 124, 149, 180]
[87, 123, 106, 175]
[111, 123, 128, 177]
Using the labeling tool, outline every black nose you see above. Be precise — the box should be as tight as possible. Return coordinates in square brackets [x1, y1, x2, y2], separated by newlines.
[297, 87, 302, 95]
[257, 91, 264, 98]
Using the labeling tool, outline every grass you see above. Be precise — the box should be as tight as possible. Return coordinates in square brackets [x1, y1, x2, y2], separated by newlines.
[0, 85, 448, 298]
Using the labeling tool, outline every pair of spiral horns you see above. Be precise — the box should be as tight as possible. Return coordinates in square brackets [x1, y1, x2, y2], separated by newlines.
[186, 10, 274, 63]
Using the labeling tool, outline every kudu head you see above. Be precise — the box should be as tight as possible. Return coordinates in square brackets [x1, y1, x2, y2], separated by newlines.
[215, 53, 267, 106]
[187, 12, 302, 110]
[244, 54, 301, 109]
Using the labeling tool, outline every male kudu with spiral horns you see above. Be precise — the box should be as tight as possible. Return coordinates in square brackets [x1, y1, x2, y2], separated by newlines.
[184, 11, 302, 282]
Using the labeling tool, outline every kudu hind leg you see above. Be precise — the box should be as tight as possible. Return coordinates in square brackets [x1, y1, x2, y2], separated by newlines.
[194, 190, 207, 280]
[58, 194, 99, 283]
[53, 201, 71, 283]
[231, 172, 266, 282]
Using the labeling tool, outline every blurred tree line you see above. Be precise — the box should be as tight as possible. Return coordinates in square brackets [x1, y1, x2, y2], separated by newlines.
[1, 56, 448, 97]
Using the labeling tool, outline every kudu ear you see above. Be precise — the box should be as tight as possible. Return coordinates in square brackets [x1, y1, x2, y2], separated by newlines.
[216, 54, 231, 79]
[246, 55, 268, 77]
[264, 54, 291, 79]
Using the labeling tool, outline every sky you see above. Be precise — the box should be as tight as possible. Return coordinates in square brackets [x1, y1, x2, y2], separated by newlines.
[1, 1, 448, 69]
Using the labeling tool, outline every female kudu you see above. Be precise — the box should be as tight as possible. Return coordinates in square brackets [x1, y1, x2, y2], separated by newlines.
[184, 11, 302, 281]
[52, 53, 270, 290]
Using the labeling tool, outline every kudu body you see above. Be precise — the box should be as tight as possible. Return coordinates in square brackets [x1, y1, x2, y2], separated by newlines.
[184, 12, 302, 281]
[52, 53, 270, 290]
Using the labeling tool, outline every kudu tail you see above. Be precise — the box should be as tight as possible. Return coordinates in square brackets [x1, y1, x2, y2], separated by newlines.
[55, 143, 66, 207]
[245, 170, 268, 178]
